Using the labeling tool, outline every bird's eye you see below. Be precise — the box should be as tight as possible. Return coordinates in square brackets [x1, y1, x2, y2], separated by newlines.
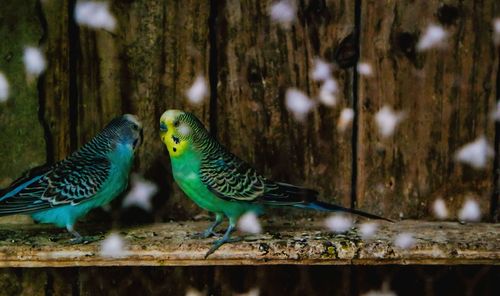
[132, 124, 139, 130]
[173, 120, 180, 127]
[160, 122, 168, 132]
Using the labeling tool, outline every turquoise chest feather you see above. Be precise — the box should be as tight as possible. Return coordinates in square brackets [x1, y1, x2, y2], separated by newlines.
[31, 144, 134, 228]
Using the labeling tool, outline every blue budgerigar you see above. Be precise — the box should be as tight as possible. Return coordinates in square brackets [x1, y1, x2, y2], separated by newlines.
[0, 114, 143, 242]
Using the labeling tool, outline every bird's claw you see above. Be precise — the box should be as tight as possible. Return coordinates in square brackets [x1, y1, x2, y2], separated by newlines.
[69, 236, 96, 245]
[204, 237, 242, 258]
[69, 236, 84, 244]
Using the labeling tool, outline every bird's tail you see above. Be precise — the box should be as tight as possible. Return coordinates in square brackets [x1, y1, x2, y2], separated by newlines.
[295, 201, 393, 222]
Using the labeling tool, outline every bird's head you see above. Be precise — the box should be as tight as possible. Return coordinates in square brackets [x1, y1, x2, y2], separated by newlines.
[103, 114, 143, 152]
[159, 109, 207, 157]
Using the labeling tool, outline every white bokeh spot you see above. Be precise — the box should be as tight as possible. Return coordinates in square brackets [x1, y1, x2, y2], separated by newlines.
[75, 1, 117, 31]
[237, 212, 262, 234]
[121, 174, 158, 212]
[375, 106, 405, 138]
[186, 75, 209, 105]
[285, 88, 315, 121]
[0, 72, 9, 102]
[417, 24, 448, 51]
[359, 222, 378, 239]
[394, 233, 415, 249]
[454, 136, 494, 169]
[325, 214, 352, 233]
[458, 198, 481, 222]
[337, 108, 354, 132]
[311, 58, 332, 82]
[23, 47, 47, 76]
[100, 233, 127, 258]
[268, 0, 297, 29]
[432, 198, 448, 220]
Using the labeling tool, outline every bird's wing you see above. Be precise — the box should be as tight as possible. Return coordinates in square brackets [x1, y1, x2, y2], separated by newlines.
[0, 156, 111, 215]
[200, 151, 266, 201]
[200, 150, 319, 204]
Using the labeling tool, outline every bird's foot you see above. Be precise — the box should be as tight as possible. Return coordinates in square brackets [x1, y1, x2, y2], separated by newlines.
[190, 230, 218, 239]
[69, 236, 97, 245]
[204, 237, 242, 258]
[69, 236, 84, 244]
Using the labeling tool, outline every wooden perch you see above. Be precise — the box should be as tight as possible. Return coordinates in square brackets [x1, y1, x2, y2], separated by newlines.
[0, 219, 497, 267]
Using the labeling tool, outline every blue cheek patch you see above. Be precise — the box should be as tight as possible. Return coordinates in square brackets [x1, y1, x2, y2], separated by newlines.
[160, 122, 168, 132]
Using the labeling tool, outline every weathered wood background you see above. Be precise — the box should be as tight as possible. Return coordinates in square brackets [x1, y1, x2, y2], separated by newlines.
[0, 0, 499, 294]
[2, 0, 495, 222]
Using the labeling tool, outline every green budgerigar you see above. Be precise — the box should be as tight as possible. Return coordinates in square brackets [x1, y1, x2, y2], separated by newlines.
[159, 110, 390, 257]
[0, 115, 143, 242]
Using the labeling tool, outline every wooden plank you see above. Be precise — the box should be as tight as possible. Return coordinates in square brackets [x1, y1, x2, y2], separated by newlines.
[0, 0, 47, 186]
[40, 0, 72, 163]
[73, 0, 211, 220]
[357, 0, 499, 219]
[215, 0, 356, 216]
[0, 220, 497, 267]
[0, 266, 494, 295]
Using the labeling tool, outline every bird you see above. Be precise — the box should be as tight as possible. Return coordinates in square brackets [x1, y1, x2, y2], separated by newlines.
[0, 114, 143, 243]
[159, 110, 391, 257]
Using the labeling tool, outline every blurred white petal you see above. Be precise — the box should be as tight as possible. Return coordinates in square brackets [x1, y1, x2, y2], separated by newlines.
[325, 214, 352, 233]
[363, 290, 397, 296]
[375, 106, 405, 138]
[458, 199, 481, 222]
[185, 287, 204, 296]
[417, 24, 448, 51]
[337, 108, 354, 132]
[491, 101, 500, 121]
[234, 288, 260, 296]
[359, 222, 378, 239]
[23, 47, 47, 76]
[285, 88, 315, 121]
[311, 58, 332, 81]
[394, 233, 415, 249]
[454, 136, 494, 169]
[178, 123, 191, 136]
[318, 78, 338, 107]
[432, 198, 448, 219]
[186, 75, 208, 105]
[75, 1, 116, 31]
[0, 72, 9, 102]
[100, 233, 127, 258]
[362, 282, 397, 296]
[122, 174, 158, 212]
[268, 0, 297, 29]
[493, 18, 500, 45]
[357, 62, 373, 76]
[237, 212, 262, 234]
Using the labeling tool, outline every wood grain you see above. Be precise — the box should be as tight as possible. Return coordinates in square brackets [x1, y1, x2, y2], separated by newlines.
[73, 0, 212, 220]
[215, 0, 356, 216]
[1, 0, 499, 223]
[0, 266, 494, 296]
[357, 0, 499, 219]
[0, 220, 497, 267]
[0, 0, 47, 186]
[40, 0, 72, 163]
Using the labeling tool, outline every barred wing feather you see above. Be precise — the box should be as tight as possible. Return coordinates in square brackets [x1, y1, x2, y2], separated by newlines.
[0, 157, 111, 214]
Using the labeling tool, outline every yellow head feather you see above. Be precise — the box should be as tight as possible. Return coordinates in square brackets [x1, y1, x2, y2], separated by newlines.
[159, 110, 191, 157]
